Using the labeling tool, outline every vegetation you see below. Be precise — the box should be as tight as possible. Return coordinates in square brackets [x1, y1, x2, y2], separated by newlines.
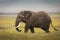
[0, 13, 60, 40]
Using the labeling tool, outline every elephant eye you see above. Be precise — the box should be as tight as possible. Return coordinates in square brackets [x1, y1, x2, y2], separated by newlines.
[21, 15, 24, 18]
[20, 14, 24, 18]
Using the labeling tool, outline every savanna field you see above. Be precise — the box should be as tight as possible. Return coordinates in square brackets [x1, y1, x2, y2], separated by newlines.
[0, 13, 60, 40]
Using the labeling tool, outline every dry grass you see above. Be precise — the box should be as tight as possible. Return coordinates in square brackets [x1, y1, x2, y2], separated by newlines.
[0, 13, 60, 40]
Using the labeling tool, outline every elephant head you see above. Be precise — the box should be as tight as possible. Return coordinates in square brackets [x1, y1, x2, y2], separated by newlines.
[15, 11, 32, 32]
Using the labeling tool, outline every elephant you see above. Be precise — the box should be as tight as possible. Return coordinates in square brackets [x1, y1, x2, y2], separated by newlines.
[15, 11, 58, 33]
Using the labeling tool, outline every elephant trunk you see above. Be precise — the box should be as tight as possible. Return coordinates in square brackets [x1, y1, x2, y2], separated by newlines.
[16, 28, 22, 32]
[15, 20, 22, 32]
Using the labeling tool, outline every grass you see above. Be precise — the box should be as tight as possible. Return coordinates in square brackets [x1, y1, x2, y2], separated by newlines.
[0, 13, 60, 40]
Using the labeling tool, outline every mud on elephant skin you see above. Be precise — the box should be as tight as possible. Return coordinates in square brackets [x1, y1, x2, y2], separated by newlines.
[15, 11, 58, 33]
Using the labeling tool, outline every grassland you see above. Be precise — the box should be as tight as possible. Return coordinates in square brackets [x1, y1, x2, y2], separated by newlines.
[0, 13, 60, 40]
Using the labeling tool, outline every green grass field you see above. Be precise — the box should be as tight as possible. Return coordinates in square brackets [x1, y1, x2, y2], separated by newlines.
[0, 13, 60, 40]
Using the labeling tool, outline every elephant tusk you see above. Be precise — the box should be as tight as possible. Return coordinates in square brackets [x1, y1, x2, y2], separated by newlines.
[15, 23, 21, 28]
[15, 26, 19, 28]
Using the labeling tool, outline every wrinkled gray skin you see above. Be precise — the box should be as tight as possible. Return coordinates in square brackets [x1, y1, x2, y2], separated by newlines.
[15, 11, 57, 33]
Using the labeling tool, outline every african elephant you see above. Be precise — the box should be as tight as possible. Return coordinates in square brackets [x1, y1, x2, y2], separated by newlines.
[15, 11, 57, 33]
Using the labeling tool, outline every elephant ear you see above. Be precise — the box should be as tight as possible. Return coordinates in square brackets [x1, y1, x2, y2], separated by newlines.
[25, 11, 32, 19]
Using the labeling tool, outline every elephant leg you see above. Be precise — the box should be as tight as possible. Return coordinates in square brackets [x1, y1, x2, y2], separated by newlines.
[24, 25, 29, 33]
[41, 23, 50, 33]
[41, 27, 50, 33]
[44, 28, 50, 33]
[30, 26, 35, 33]
[45, 24, 50, 33]
[41, 24, 50, 33]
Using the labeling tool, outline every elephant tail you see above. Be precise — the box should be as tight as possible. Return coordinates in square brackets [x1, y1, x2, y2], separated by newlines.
[51, 22, 58, 31]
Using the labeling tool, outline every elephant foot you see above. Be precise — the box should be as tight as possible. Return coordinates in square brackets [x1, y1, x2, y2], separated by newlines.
[45, 31, 50, 33]
[31, 32, 35, 33]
